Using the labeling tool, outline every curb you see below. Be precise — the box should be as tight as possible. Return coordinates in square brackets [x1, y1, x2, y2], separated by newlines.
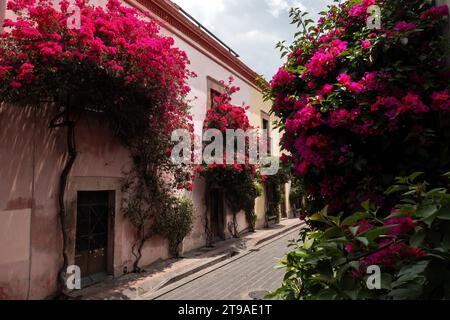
[252, 221, 305, 248]
[141, 222, 304, 300]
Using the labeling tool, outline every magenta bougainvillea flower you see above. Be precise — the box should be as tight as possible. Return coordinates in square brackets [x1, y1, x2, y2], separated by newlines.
[394, 21, 417, 32]
[0, 0, 195, 115]
[196, 78, 256, 176]
[420, 5, 450, 20]
[0, 0, 196, 193]
[269, 0, 450, 213]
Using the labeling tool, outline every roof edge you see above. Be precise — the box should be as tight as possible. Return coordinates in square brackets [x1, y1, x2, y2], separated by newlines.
[129, 0, 268, 89]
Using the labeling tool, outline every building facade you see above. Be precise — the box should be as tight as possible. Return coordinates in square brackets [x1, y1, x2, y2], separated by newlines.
[0, 0, 291, 299]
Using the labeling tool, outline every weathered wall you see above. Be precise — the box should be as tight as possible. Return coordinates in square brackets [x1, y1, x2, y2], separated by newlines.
[0, 0, 270, 299]
[0, 104, 134, 299]
[170, 30, 253, 252]
[248, 86, 294, 226]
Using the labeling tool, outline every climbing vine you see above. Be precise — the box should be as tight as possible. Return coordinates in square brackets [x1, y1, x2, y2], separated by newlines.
[261, 162, 291, 220]
[195, 78, 260, 240]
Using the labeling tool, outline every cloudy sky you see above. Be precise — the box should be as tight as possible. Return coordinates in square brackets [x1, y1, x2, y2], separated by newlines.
[172, 0, 333, 80]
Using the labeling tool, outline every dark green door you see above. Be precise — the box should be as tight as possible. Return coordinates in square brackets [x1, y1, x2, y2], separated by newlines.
[75, 191, 110, 279]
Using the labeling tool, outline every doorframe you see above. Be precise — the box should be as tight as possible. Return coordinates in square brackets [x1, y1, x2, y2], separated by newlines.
[66, 177, 124, 279]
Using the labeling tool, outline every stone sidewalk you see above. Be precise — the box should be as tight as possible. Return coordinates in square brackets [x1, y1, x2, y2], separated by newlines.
[68, 218, 303, 300]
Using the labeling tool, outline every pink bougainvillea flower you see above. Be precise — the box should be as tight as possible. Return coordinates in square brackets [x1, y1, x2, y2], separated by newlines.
[394, 21, 417, 32]
[0, 66, 12, 80]
[348, 5, 365, 17]
[361, 71, 379, 91]
[348, 82, 364, 94]
[420, 5, 449, 20]
[328, 108, 350, 128]
[269, 0, 450, 214]
[361, 40, 371, 49]
[271, 67, 295, 89]
[197, 78, 256, 177]
[431, 90, 450, 111]
[10, 80, 21, 89]
[319, 84, 334, 95]
[305, 39, 348, 78]
[400, 93, 429, 114]
[337, 73, 352, 86]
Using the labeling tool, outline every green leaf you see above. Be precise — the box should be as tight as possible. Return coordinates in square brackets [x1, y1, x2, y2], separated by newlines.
[303, 238, 314, 250]
[332, 256, 347, 267]
[408, 172, 424, 181]
[380, 273, 393, 290]
[425, 188, 447, 196]
[436, 204, 450, 221]
[416, 204, 438, 219]
[323, 226, 344, 239]
[410, 231, 426, 248]
[395, 261, 429, 281]
[360, 226, 394, 242]
[322, 206, 329, 217]
[349, 226, 360, 236]
[342, 212, 369, 226]
[361, 200, 371, 211]
[310, 212, 324, 222]
[385, 184, 409, 195]
[356, 236, 369, 247]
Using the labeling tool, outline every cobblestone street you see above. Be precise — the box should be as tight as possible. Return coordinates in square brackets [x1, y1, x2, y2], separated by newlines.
[152, 228, 300, 300]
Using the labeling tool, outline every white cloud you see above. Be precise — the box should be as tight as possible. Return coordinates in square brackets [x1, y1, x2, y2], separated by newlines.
[173, 0, 226, 28]
[171, 0, 331, 79]
[266, 0, 306, 18]
[238, 30, 279, 42]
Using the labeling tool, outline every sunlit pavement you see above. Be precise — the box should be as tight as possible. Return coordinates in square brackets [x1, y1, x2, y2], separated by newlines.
[152, 229, 300, 300]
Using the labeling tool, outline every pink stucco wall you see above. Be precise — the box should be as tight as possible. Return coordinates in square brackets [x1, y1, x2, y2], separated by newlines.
[0, 0, 253, 299]
[0, 104, 140, 299]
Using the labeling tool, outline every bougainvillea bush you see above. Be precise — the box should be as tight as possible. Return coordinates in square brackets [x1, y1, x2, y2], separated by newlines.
[195, 78, 260, 237]
[0, 0, 194, 289]
[270, 173, 450, 300]
[269, 0, 450, 213]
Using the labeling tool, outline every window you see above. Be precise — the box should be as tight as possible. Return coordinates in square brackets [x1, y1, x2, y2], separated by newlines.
[262, 119, 269, 131]
[207, 77, 224, 110]
[210, 89, 221, 109]
[262, 116, 271, 156]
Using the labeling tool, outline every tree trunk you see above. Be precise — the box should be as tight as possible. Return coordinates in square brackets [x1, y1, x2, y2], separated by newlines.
[232, 211, 238, 238]
[132, 225, 145, 273]
[54, 106, 77, 297]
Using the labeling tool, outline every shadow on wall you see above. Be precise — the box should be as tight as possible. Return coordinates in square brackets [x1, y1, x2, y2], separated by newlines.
[0, 103, 67, 299]
[0, 103, 133, 299]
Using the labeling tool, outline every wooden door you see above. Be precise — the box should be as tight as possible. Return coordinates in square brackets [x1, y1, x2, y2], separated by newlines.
[75, 191, 110, 280]
[210, 189, 224, 241]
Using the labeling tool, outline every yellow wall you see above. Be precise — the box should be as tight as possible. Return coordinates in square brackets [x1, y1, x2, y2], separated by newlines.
[248, 87, 294, 228]
[248, 87, 281, 157]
